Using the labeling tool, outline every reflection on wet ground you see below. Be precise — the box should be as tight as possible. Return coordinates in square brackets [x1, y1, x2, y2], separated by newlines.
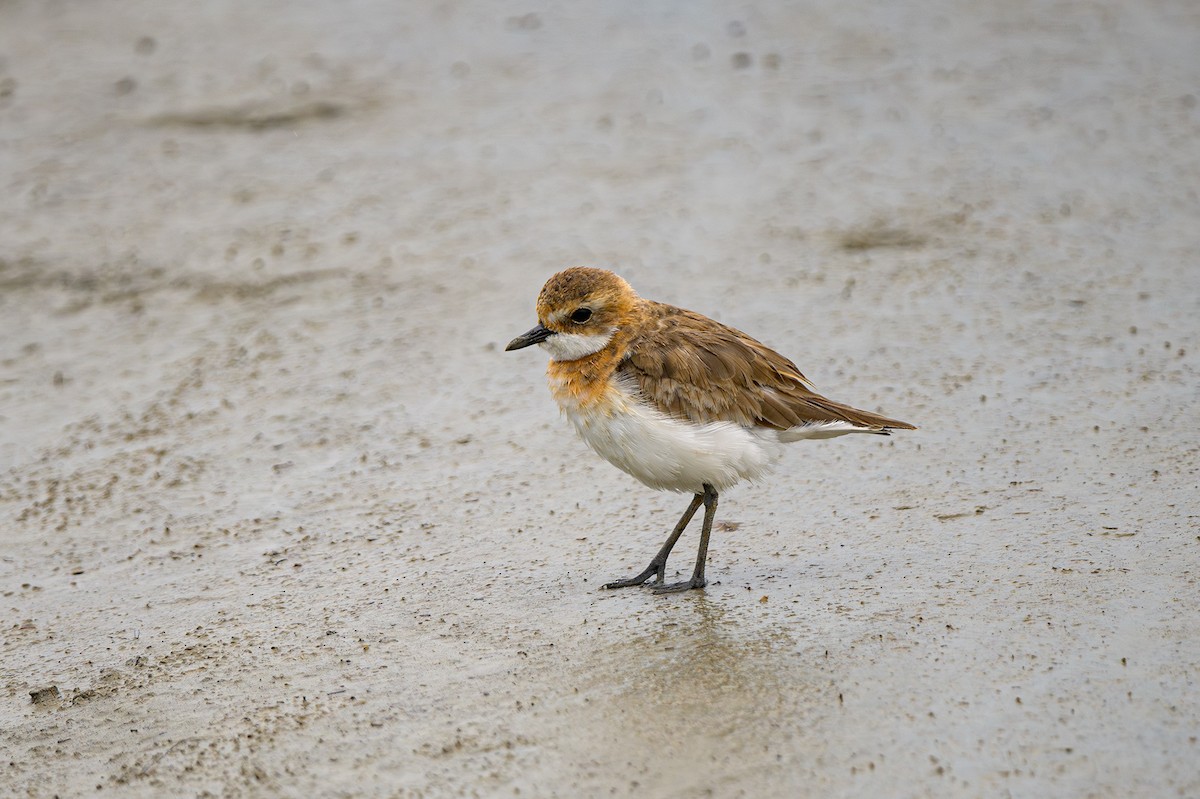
[552, 596, 831, 795]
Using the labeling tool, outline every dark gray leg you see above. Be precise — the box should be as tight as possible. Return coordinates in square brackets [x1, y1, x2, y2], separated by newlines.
[603, 492, 704, 589]
[653, 484, 717, 593]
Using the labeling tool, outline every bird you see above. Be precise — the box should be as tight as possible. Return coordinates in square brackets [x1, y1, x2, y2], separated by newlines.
[505, 267, 915, 593]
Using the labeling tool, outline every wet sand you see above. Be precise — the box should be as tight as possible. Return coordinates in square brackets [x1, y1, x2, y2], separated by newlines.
[2, 1, 1198, 796]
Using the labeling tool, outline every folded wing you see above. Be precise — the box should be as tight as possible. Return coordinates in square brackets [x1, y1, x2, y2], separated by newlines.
[619, 302, 916, 433]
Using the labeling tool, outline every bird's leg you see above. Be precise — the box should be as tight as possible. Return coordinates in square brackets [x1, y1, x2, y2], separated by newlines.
[654, 484, 718, 593]
[603, 492, 704, 589]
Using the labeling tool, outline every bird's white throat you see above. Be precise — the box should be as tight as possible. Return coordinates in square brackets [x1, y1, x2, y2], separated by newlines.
[539, 330, 615, 361]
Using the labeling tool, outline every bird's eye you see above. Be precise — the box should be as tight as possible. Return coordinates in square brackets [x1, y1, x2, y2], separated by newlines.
[570, 308, 593, 324]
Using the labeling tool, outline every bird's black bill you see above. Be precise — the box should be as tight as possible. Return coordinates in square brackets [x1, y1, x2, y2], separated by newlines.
[505, 324, 552, 351]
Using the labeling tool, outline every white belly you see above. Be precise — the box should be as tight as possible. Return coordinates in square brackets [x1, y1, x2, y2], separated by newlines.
[558, 391, 785, 494]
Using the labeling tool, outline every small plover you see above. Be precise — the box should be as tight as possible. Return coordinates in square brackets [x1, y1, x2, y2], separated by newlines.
[507, 267, 915, 592]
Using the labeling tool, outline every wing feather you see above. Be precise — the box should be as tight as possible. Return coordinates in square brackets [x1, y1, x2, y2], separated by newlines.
[619, 301, 915, 432]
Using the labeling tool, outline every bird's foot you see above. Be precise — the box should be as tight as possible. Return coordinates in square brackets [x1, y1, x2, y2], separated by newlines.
[651, 576, 707, 594]
[602, 563, 663, 589]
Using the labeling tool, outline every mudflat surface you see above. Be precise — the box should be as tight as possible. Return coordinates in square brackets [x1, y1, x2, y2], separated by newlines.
[2, 2, 1198, 797]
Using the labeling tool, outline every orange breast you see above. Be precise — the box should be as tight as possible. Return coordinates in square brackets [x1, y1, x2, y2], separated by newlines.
[544, 328, 636, 414]
[547, 360, 616, 410]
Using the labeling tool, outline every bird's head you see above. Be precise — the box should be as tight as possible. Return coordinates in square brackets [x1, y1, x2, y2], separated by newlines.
[505, 267, 638, 361]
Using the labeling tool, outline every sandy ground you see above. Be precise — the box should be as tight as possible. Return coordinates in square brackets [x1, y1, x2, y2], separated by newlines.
[2, 1, 1199, 796]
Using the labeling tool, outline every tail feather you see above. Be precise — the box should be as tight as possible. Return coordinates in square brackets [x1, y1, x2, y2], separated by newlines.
[803, 396, 917, 432]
